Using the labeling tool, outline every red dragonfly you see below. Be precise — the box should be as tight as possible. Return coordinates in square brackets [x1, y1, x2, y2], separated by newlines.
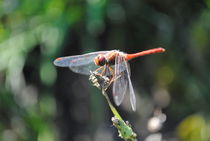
[54, 48, 165, 111]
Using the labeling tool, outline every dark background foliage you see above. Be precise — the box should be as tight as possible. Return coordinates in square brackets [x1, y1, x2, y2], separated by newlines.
[0, 0, 210, 141]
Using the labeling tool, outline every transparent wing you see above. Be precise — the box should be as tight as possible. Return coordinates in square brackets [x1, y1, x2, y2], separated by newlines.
[53, 51, 110, 75]
[124, 60, 136, 111]
[112, 55, 128, 106]
[112, 54, 136, 111]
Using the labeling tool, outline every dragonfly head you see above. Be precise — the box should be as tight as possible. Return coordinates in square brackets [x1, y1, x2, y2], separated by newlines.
[94, 54, 106, 66]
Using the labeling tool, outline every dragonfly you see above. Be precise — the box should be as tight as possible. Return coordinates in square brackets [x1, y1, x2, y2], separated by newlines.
[54, 48, 165, 111]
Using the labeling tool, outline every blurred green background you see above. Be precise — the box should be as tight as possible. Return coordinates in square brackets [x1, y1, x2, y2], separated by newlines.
[1, 0, 210, 141]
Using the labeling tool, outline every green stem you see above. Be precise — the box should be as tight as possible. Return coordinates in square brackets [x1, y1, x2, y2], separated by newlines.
[102, 90, 123, 120]
[89, 72, 137, 141]
[102, 90, 137, 141]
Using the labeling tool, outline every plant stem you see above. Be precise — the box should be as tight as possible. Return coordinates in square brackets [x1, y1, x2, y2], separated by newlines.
[102, 90, 137, 141]
[102, 90, 123, 120]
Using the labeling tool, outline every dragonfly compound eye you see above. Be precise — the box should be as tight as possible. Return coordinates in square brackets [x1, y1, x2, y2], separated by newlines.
[94, 55, 106, 66]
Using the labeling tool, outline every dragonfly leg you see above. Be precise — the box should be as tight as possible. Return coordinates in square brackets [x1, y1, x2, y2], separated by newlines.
[95, 66, 103, 72]
[94, 66, 104, 74]
[101, 65, 110, 76]
[108, 66, 121, 84]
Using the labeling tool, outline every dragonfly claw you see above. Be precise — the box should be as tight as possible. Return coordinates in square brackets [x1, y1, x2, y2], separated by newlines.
[89, 71, 112, 91]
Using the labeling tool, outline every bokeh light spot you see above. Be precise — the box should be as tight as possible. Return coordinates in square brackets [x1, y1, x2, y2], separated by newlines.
[177, 114, 206, 141]
[40, 96, 56, 117]
[40, 62, 56, 86]
[157, 66, 174, 86]
[38, 130, 55, 141]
